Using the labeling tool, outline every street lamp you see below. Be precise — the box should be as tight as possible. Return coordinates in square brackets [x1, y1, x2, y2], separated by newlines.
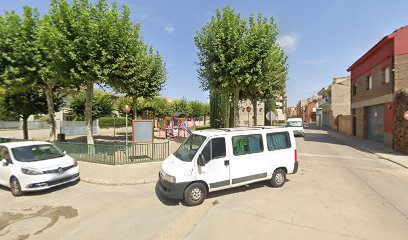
[122, 105, 131, 159]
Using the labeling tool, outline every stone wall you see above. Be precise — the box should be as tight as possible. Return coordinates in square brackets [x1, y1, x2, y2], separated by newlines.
[393, 90, 408, 153]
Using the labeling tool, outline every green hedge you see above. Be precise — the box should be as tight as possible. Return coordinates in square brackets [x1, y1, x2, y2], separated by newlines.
[98, 117, 130, 128]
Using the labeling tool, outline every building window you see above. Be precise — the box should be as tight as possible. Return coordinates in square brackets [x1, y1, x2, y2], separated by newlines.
[384, 67, 391, 83]
[352, 83, 357, 95]
[366, 75, 372, 90]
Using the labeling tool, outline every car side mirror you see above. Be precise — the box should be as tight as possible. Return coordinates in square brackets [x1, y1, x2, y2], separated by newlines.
[63, 151, 67, 155]
[1, 159, 8, 166]
[197, 154, 206, 167]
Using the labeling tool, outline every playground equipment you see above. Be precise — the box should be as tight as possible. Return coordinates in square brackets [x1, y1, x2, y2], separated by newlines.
[157, 112, 197, 139]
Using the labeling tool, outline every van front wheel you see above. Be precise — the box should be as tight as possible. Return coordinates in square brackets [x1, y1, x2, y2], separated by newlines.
[184, 183, 207, 206]
[10, 177, 23, 197]
[271, 169, 286, 188]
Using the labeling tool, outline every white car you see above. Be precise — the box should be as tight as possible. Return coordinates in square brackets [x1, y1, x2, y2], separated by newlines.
[286, 118, 305, 137]
[0, 141, 80, 196]
[158, 127, 298, 206]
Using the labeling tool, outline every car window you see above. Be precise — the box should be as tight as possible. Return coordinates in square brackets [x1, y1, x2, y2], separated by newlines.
[0, 146, 11, 161]
[232, 134, 263, 156]
[201, 137, 226, 163]
[11, 144, 64, 162]
[267, 132, 291, 151]
[174, 134, 206, 162]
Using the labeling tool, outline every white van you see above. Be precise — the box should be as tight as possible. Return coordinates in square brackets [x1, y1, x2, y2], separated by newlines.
[0, 141, 80, 196]
[286, 118, 305, 137]
[158, 127, 298, 206]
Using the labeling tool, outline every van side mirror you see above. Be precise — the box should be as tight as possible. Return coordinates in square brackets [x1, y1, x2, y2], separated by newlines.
[197, 154, 206, 167]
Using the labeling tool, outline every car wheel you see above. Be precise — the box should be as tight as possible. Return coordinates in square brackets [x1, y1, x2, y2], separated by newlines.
[10, 177, 23, 197]
[270, 169, 286, 188]
[184, 183, 207, 206]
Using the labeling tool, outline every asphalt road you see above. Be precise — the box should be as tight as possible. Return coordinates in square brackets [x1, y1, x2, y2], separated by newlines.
[1, 128, 408, 240]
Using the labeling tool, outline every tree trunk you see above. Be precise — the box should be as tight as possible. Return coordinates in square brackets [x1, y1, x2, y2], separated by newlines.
[44, 85, 56, 141]
[233, 88, 240, 127]
[85, 83, 94, 144]
[22, 115, 29, 140]
[132, 96, 137, 120]
[252, 98, 258, 126]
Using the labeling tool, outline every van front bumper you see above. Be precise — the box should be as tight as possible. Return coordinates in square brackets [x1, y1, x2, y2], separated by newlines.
[158, 175, 190, 200]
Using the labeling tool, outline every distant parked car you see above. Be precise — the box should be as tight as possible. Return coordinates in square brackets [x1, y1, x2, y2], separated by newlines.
[286, 118, 305, 137]
[0, 141, 80, 196]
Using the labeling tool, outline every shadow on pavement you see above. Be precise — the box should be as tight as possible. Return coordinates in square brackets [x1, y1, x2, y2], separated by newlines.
[303, 132, 346, 145]
[155, 179, 290, 207]
[0, 178, 80, 197]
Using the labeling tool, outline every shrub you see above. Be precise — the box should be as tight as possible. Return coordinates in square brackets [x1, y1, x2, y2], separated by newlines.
[98, 117, 130, 128]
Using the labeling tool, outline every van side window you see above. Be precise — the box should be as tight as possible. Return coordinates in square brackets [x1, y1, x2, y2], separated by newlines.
[266, 132, 291, 151]
[232, 134, 264, 156]
[202, 137, 226, 163]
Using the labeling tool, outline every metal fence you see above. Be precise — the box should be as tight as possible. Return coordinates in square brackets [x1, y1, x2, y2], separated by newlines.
[0, 138, 169, 165]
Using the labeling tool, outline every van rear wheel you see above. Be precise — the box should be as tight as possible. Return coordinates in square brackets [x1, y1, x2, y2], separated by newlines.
[184, 183, 207, 206]
[271, 169, 286, 188]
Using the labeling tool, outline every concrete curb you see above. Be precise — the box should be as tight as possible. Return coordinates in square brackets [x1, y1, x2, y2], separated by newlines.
[80, 178, 157, 186]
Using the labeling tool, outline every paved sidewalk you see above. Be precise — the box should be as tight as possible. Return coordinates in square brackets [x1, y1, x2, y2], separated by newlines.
[327, 129, 408, 168]
[79, 161, 162, 185]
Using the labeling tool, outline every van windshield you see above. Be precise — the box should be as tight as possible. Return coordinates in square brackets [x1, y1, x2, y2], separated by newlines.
[174, 134, 206, 162]
[287, 121, 303, 127]
[11, 144, 64, 162]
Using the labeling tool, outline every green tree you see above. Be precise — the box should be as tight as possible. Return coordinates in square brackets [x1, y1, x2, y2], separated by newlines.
[209, 90, 230, 128]
[189, 100, 204, 118]
[172, 98, 192, 116]
[241, 14, 287, 125]
[35, 12, 71, 140]
[49, 0, 143, 144]
[0, 87, 19, 121]
[1, 89, 62, 139]
[195, 6, 247, 127]
[144, 97, 173, 117]
[109, 45, 167, 120]
[70, 91, 114, 120]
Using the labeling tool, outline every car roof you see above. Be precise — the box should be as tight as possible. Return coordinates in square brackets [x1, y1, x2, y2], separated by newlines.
[193, 127, 292, 138]
[0, 141, 53, 148]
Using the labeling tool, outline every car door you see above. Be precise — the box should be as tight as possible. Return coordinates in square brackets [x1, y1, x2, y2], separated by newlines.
[0, 146, 12, 186]
[196, 137, 230, 190]
[230, 134, 267, 185]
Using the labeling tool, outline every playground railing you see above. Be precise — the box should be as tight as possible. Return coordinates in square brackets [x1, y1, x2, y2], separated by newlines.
[0, 137, 170, 165]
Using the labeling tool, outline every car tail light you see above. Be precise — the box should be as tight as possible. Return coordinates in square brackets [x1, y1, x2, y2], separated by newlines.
[294, 149, 298, 162]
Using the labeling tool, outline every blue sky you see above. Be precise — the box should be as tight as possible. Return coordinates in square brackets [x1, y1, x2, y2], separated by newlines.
[2, 1, 408, 106]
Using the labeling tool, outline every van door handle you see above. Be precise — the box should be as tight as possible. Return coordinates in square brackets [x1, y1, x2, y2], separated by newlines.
[224, 160, 229, 166]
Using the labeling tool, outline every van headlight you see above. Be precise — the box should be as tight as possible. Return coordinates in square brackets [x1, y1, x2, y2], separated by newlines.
[164, 174, 176, 183]
[21, 167, 44, 175]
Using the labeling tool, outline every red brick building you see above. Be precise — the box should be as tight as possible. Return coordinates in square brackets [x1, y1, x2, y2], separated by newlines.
[347, 25, 408, 148]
